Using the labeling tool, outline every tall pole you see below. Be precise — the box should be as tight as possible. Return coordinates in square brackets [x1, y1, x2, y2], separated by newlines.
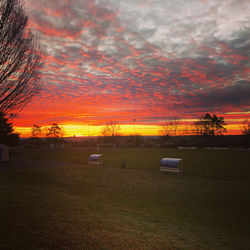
[133, 118, 136, 145]
[133, 118, 136, 136]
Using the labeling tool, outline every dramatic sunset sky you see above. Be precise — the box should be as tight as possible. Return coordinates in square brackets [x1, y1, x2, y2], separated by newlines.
[14, 0, 250, 136]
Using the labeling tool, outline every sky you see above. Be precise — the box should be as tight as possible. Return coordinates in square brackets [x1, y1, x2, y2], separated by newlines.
[14, 0, 250, 136]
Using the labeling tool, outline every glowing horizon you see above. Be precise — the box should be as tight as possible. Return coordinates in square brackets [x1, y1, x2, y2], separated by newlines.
[14, 120, 247, 138]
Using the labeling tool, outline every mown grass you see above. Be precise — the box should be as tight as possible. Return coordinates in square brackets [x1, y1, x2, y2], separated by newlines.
[19, 147, 250, 179]
[0, 147, 250, 249]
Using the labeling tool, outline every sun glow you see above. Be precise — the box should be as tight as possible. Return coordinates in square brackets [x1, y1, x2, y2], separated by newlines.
[15, 124, 162, 137]
[14, 121, 244, 138]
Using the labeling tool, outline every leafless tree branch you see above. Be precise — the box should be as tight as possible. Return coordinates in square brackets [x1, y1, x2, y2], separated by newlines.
[0, 0, 44, 113]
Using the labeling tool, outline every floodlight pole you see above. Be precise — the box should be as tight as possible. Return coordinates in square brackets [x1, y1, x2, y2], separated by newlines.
[133, 118, 136, 145]
[133, 118, 136, 136]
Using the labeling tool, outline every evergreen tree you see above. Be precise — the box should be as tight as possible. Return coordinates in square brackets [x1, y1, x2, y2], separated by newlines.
[0, 111, 19, 146]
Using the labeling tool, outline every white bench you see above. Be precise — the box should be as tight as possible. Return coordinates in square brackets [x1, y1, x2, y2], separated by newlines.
[160, 158, 183, 175]
[89, 154, 102, 166]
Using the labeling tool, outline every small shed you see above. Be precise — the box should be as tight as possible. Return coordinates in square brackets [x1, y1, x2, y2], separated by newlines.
[0, 143, 10, 162]
[160, 158, 183, 175]
[89, 154, 102, 166]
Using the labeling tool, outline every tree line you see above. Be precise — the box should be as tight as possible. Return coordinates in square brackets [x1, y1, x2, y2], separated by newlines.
[0, 112, 249, 147]
[160, 113, 249, 137]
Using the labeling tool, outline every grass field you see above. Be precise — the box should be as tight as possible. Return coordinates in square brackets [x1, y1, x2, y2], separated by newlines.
[19, 147, 250, 179]
[0, 147, 250, 249]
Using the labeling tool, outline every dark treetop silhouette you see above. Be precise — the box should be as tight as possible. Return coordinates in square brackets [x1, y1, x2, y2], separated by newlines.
[194, 113, 227, 136]
[101, 121, 121, 137]
[0, 111, 19, 145]
[0, 0, 43, 113]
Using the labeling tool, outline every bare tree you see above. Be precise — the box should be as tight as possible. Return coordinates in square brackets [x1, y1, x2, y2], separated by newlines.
[159, 117, 180, 137]
[101, 121, 121, 137]
[180, 126, 193, 136]
[31, 124, 42, 138]
[171, 118, 180, 136]
[194, 120, 204, 136]
[241, 120, 250, 136]
[0, 0, 43, 112]
[159, 122, 173, 137]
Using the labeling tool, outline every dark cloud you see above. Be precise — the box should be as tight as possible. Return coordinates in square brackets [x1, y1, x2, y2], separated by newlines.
[200, 82, 250, 107]
[176, 81, 250, 111]
[17, 0, 250, 127]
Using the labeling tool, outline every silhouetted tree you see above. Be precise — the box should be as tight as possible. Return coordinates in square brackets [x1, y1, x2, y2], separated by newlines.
[194, 113, 227, 136]
[212, 114, 227, 135]
[181, 126, 193, 136]
[159, 118, 180, 137]
[241, 120, 250, 136]
[31, 124, 42, 137]
[47, 123, 63, 138]
[101, 121, 120, 137]
[46, 123, 64, 148]
[101, 121, 121, 142]
[159, 122, 173, 141]
[0, 111, 19, 146]
[171, 117, 180, 136]
[194, 120, 203, 136]
[28, 124, 42, 147]
[0, 0, 43, 112]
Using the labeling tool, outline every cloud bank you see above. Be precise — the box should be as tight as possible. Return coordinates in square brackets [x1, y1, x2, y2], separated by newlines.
[18, 0, 250, 127]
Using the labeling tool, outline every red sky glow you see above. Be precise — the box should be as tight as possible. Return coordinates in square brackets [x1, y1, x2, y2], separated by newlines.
[12, 0, 250, 136]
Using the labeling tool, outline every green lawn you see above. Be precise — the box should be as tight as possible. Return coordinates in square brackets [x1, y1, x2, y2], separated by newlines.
[0, 147, 250, 249]
[20, 147, 250, 179]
